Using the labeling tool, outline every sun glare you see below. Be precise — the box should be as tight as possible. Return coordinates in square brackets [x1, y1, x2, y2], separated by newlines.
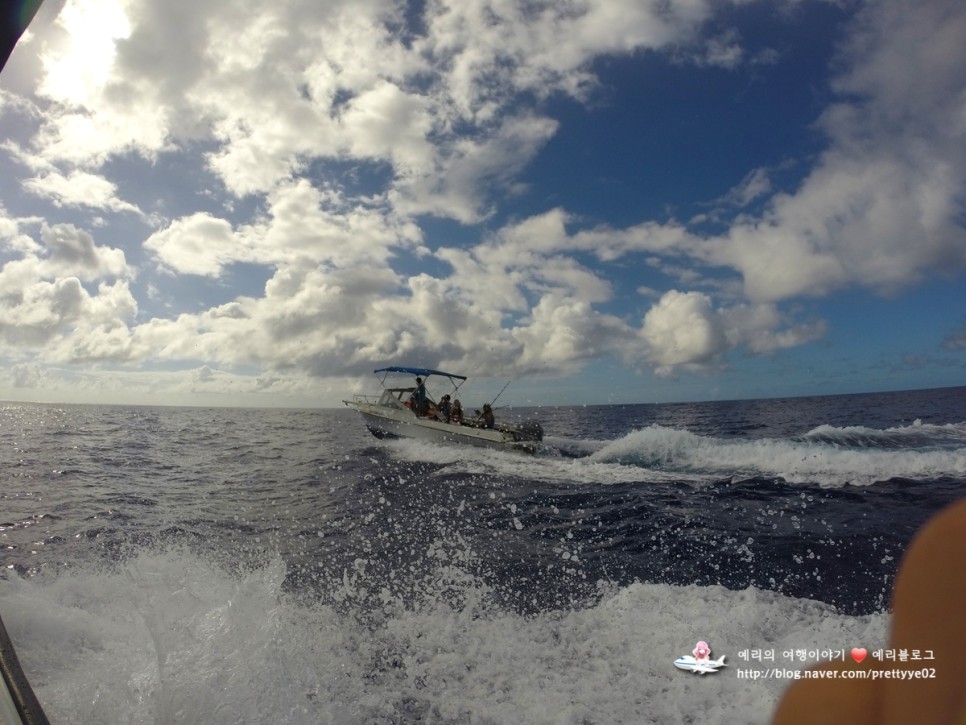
[39, 0, 131, 105]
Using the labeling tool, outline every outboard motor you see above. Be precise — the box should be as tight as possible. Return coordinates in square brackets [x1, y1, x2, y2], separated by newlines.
[513, 420, 544, 442]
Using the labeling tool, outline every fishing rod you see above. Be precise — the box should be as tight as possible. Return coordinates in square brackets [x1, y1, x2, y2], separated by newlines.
[489, 379, 512, 408]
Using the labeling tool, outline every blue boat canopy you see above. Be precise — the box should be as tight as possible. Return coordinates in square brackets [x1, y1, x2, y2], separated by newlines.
[374, 366, 468, 381]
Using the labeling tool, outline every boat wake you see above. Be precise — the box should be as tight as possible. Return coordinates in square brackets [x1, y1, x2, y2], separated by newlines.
[381, 419, 966, 489]
[581, 423, 966, 487]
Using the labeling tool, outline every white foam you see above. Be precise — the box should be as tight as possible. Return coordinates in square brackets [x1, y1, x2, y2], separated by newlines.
[587, 425, 966, 487]
[385, 437, 691, 486]
[804, 420, 966, 443]
[0, 548, 887, 724]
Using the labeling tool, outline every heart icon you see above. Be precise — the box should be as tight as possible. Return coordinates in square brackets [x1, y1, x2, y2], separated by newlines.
[850, 647, 867, 663]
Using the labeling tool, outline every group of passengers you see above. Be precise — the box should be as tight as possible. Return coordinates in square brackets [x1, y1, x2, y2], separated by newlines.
[408, 377, 494, 428]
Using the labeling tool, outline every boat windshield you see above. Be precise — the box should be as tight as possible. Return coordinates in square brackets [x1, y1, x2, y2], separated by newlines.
[377, 387, 415, 409]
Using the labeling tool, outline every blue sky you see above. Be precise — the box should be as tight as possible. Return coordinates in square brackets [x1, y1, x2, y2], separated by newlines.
[0, 0, 964, 408]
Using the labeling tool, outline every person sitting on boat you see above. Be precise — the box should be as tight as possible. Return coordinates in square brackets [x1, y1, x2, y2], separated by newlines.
[449, 399, 464, 424]
[437, 394, 452, 422]
[476, 403, 495, 429]
[410, 376, 429, 416]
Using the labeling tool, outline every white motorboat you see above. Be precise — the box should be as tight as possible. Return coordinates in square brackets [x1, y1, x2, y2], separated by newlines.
[344, 366, 543, 453]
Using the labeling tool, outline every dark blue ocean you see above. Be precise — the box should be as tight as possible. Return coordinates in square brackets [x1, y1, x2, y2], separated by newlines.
[1, 386, 964, 723]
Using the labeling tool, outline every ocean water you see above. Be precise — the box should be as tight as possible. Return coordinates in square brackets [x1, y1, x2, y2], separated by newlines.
[1, 386, 964, 724]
